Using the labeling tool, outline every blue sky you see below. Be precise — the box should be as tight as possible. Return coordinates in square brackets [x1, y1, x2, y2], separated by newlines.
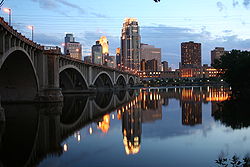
[2, 0, 250, 69]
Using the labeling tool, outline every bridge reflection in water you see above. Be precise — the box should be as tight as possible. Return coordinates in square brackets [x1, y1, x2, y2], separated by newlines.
[0, 87, 231, 167]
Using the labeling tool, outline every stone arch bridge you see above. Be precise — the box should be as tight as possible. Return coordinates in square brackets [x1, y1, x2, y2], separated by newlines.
[0, 17, 140, 102]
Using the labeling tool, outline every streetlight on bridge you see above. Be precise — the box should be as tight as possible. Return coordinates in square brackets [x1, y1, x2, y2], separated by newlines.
[27, 25, 34, 41]
[3, 8, 11, 26]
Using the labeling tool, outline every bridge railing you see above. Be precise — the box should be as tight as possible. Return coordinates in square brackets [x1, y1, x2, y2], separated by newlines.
[0, 17, 43, 50]
[60, 55, 139, 76]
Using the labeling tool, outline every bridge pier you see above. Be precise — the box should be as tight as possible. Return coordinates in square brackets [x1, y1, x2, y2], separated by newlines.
[37, 48, 63, 102]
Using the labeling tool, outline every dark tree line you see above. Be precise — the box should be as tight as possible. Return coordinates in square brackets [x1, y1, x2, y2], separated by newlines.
[213, 50, 250, 95]
[212, 50, 250, 129]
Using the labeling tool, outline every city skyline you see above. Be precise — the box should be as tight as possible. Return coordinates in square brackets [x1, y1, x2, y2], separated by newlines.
[1, 0, 250, 69]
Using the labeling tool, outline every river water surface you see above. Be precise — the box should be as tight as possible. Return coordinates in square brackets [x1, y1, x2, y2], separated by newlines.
[0, 86, 249, 167]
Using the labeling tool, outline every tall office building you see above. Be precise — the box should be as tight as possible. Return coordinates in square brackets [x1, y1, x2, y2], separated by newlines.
[99, 36, 109, 56]
[65, 33, 75, 43]
[64, 33, 82, 60]
[92, 41, 103, 65]
[211, 47, 227, 66]
[181, 41, 201, 68]
[140, 43, 161, 71]
[121, 18, 141, 71]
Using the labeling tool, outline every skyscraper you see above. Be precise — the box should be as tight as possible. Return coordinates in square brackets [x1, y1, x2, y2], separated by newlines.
[64, 33, 82, 60]
[121, 18, 141, 71]
[99, 36, 109, 56]
[181, 41, 201, 68]
[211, 47, 228, 66]
[140, 43, 161, 71]
[92, 41, 103, 65]
[64, 33, 75, 43]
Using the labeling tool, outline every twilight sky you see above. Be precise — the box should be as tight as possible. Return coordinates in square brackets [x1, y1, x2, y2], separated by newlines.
[2, 0, 250, 69]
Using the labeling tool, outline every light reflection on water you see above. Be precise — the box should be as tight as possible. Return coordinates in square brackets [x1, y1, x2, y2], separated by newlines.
[1, 86, 250, 167]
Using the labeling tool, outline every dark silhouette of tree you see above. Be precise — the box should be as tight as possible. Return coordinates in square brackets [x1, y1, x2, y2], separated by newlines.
[213, 50, 250, 95]
[215, 154, 250, 167]
[212, 93, 250, 129]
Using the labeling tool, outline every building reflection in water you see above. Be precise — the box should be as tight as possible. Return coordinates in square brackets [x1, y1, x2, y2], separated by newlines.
[97, 114, 110, 133]
[0, 87, 232, 166]
[141, 90, 162, 123]
[121, 97, 141, 155]
[181, 88, 202, 126]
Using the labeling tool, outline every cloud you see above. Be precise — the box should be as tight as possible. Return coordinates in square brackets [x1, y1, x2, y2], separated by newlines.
[34, 33, 62, 46]
[140, 25, 250, 69]
[217, 1, 226, 11]
[233, 0, 239, 7]
[56, 0, 85, 14]
[31, 0, 57, 10]
[243, 0, 250, 7]
[31, 0, 107, 17]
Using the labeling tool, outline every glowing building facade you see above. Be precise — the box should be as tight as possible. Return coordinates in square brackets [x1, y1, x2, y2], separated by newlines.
[121, 18, 141, 71]
[99, 36, 109, 56]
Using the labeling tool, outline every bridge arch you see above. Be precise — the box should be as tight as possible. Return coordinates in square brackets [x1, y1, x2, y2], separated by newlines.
[128, 76, 135, 87]
[60, 95, 89, 133]
[93, 92, 114, 112]
[0, 47, 39, 102]
[59, 65, 88, 91]
[116, 74, 126, 88]
[92, 71, 113, 88]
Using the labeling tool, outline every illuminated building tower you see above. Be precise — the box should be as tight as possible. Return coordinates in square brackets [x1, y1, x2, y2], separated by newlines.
[211, 47, 228, 66]
[181, 41, 201, 68]
[122, 105, 142, 155]
[140, 43, 161, 71]
[116, 48, 121, 68]
[92, 41, 103, 65]
[121, 18, 141, 71]
[64, 33, 82, 60]
[99, 36, 109, 56]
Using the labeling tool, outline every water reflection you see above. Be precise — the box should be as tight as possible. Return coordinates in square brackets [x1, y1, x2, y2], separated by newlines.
[212, 92, 250, 129]
[1, 86, 248, 167]
[121, 98, 141, 155]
